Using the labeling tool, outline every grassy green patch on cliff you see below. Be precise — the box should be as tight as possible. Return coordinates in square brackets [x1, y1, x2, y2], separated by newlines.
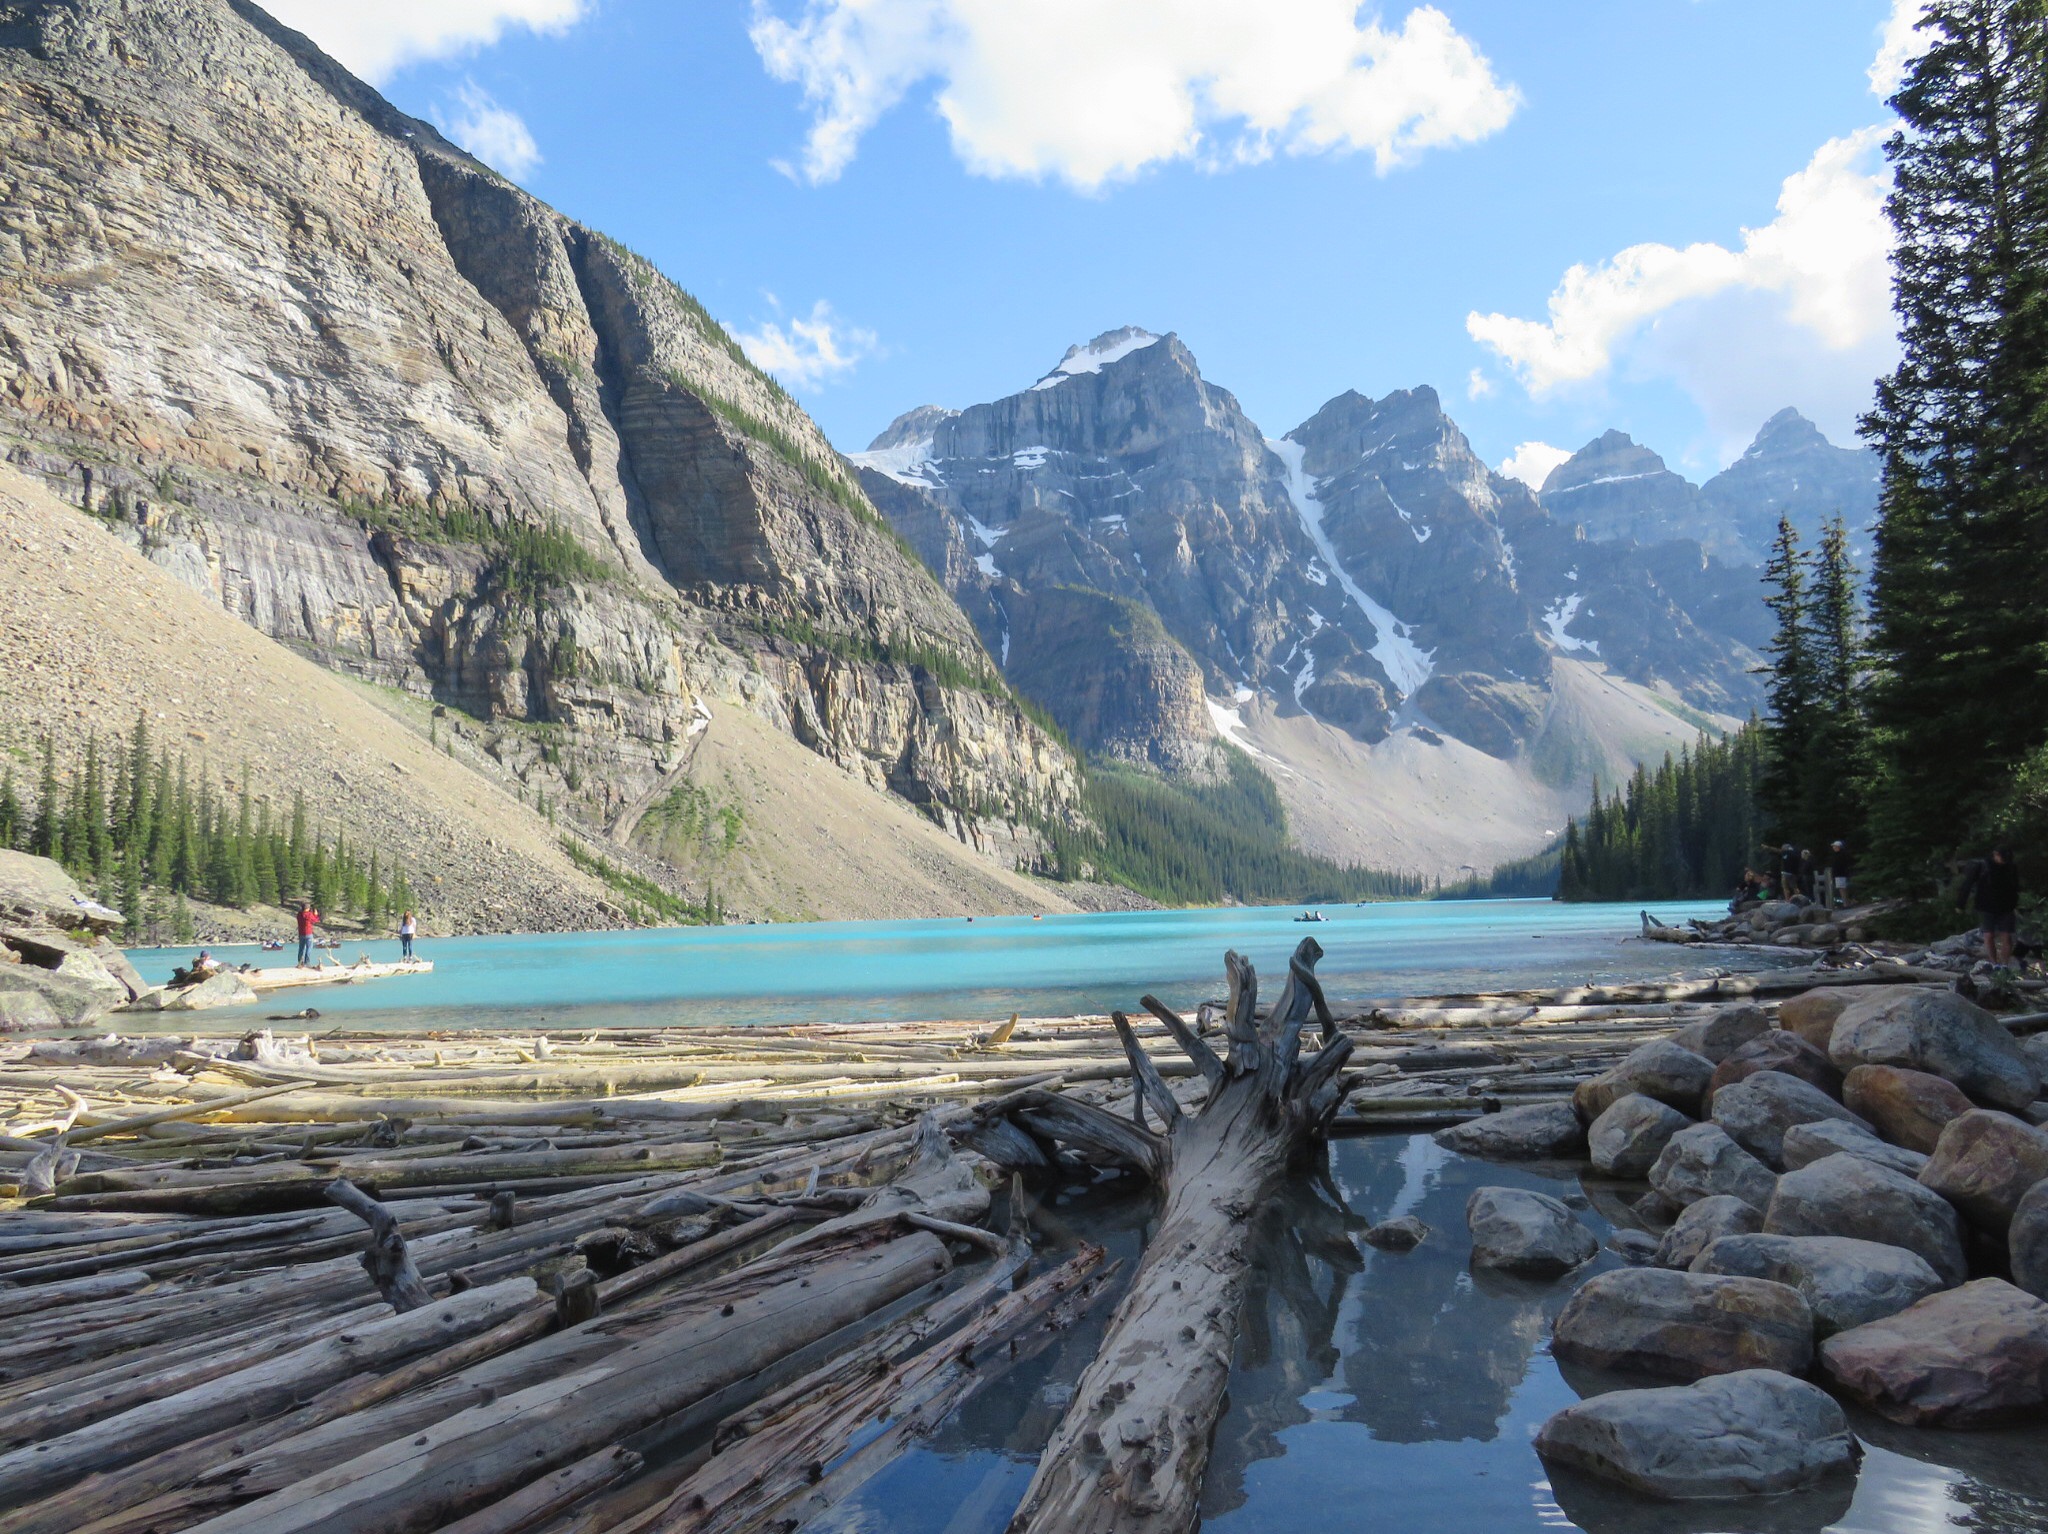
[1046, 749, 1429, 907]
[344, 496, 613, 592]
[559, 837, 720, 926]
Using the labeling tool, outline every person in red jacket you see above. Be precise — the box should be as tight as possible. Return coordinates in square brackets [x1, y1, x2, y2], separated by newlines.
[295, 901, 321, 968]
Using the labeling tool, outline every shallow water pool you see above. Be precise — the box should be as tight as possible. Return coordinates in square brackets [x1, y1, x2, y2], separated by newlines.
[817, 1134, 2048, 1534]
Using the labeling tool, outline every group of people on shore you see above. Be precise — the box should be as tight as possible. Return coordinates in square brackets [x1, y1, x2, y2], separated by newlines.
[286, 902, 418, 965]
[1734, 840, 1857, 911]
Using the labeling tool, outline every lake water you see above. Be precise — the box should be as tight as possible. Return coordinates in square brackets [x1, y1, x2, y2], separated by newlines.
[126, 898, 1776, 1032]
[817, 1134, 2048, 1534]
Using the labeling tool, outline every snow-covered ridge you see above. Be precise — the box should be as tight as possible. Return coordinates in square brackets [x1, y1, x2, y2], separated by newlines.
[848, 438, 942, 489]
[1545, 469, 1663, 495]
[1542, 593, 1600, 655]
[1267, 438, 1435, 698]
[1029, 327, 1161, 391]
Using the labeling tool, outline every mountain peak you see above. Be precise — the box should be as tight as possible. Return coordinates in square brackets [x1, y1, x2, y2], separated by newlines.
[1542, 429, 1677, 496]
[865, 405, 958, 454]
[1029, 326, 1163, 391]
[1740, 407, 1830, 459]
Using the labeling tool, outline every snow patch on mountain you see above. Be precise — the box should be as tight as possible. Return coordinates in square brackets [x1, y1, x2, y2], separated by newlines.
[1268, 437, 1435, 697]
[848, 438, 942, 489]
[1543, 593, 1600, 655]
[1030, 327, 1161, 390]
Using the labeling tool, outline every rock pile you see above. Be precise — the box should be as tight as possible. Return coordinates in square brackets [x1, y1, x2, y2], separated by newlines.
[1424, 979, 2048, 1504]
[0, 851, 142, 1030]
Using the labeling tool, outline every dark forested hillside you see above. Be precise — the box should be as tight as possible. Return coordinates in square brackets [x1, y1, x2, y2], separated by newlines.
[1558, 723, 1766, 902]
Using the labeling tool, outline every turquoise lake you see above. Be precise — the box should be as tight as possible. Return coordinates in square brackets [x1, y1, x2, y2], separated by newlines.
[127, 897, 1774, 1032]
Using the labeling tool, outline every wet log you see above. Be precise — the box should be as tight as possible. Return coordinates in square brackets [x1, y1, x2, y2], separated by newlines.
[1004, 940, 1352, 1534]
[326, 1179, 431, 1312]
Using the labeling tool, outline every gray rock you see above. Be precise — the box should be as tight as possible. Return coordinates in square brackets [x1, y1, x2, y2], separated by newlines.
[1607, 1229, 1662, 1266]
[91, 940, 148, 1001]
[1669, 1005, 1771, 1064]
[1576, 1039, 1716, 1121]
[1711, 1070, 1869, 1170]
[1433, 1101, 1586, 1161]
[2013, 1181, 2048, 1302]
[1829, 988, 2040, 1110]
[1648, 1123, 1778, 1212]
[1918, 1110, 2048, 1236]
[1708, 1031, 1844, 1105]
[1589, 1094, 1692, 1179]
[1842, 1064, 1974, 1154]
[0, 987, 62, 1032]
[2021, 1031, 2048, 1078]
[0, 964, 121, 1029]
[1693, 1233, 1946, 1337]
[1362, 1216, 1428, 1252]
[1534, 1369, 1857, 1499]
[145, 971, 258, 1011]
[1552, 1268, 1815, 1380]
[1466, 1186, 1598, 1277]
[1780, 1118, 1929, 1178]
[1763, 1152, 1968, 1287]
[1654, 1195, 1764, 1270]
[1820, 1279, 2048, 1426]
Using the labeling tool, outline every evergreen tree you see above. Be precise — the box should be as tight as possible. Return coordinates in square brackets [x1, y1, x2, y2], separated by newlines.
[172, 890, 195, 945]
[126, 711, 153, 853]
[0, 766, 18, 850]
[119, 840, 144, 930]
[170, 758, 197, 894]
[1802, 515, 1872, 851]
[1864, 0, 2048, 887]
[32, 735, 59, 859]
[1557, 722, 1767, 901]
[232, 773, 257, 906]
[1758, 517, 1817, 844]
[364, 850, 385, 932]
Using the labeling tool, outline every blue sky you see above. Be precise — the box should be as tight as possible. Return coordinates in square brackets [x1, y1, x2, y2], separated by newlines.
[268, 2, 1919, 485]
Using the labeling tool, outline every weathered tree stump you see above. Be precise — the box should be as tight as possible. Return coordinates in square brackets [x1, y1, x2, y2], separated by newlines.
[999, 939, 1353, 1534]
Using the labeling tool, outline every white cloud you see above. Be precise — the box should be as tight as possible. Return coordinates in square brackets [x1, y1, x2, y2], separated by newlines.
[435, 82, 543, 179]
[1498, 441, 1570, 492]
[261, 0, 589, 84]
[1465, 367, 1495, 400]
[1466, 129, 1895, 448]
[1870, 0, 1933, 97]
[736, 300, 879, 389]
[748, 0, 1519, 191]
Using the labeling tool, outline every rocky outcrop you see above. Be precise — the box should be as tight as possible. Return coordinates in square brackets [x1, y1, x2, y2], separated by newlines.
[0, 0, 1079, 887]
[1534, 1370, 1858, 1499]
[1764, 1153, 1968, 1287]
[1540, 431, 1712, 552]
[1698, 409, 1882, 566]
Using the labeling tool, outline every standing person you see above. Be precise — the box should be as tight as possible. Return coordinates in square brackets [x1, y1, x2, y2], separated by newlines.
[1827, 840, 1853, 910]
[1797, 849, 1817, 905]
[1769, 842, 1799, 899]
[1978, 846, 2021, 968]
[295, 900, 321, 968]
[399, 910, 417, 961]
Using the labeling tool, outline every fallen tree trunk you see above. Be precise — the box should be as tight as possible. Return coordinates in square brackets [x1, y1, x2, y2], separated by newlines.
[1002, 940, 1352, 1534]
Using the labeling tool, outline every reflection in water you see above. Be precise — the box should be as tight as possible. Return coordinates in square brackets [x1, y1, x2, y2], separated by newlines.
[804, 1134, 2048, 1534]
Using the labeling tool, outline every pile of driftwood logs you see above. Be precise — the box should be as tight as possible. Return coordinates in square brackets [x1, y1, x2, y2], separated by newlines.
[0, 943, 1959, 1534]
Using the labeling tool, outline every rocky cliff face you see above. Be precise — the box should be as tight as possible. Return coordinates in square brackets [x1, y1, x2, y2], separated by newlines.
[865, 336, 1768, 768]
[1700, 408, 1881, 563]
[1538, 431, 1718, 555]
[0, 0, 1079, 880]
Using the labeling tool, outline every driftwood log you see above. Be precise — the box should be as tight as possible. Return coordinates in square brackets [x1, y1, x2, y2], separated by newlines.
[993, 939, 1352, 1534]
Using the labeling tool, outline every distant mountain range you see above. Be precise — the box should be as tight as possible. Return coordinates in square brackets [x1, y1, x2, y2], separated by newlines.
[855, 329, 1879, 874]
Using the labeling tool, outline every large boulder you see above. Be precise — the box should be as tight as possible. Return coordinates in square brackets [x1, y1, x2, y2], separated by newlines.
[1552, 1268, 1814, 1380]
[1575, 1039, 1715, 1122]
[1764, 1153, 1968, 1287]
[1466, 1187, 1598, 1277]
[2022, 1031, 2048, 1078]
[1588, 1094, 1691, 1179]
[1781, 1118, 1930, 1178]
[1648, 1124, 1777, 1212]
[1829, 988, 2040, 1110]
[2014, 1181, 2048, 1302]
[1670, 1005, 1772, 1064]
[1918, 1110, 2048, 1236]
[1693, 1233, 1946, 1337]
[1843, 1064, 1974, 1153]
[90, 940, 147, 1002]
[1778, 990, 1857, 1050]
[1433, 1101, 1586, 1161]
[1711, 1070, 1869, 1170]
[0, 964, 120, 1029]
[1708, 1030, 1844, 1105]
[144, 971, 258, 1011]
[0, 850, 122, 935]
[1534, 1369, 1857, 1500]
[1819, 1279, 2048, 1426]
[1654, 1195, 1764, 1271]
